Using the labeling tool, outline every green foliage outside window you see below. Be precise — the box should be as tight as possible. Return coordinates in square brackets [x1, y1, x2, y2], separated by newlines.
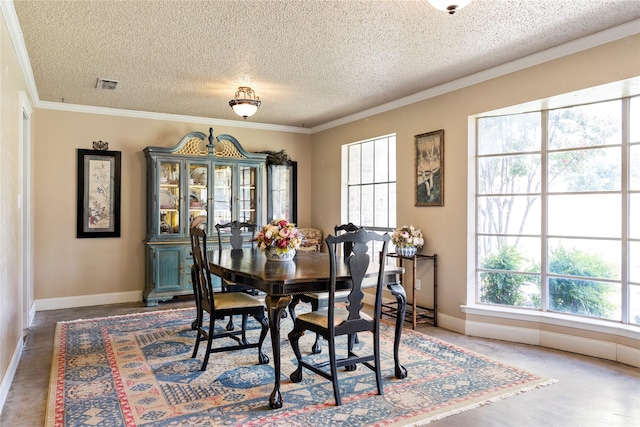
[481, 244, 617, 318]
[548, 246, 616, 318]
[480, 246, 528, 306]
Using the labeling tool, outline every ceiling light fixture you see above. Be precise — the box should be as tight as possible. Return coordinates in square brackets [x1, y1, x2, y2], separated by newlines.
[229, 86, 261, 119]
[428, 0, 471, 14]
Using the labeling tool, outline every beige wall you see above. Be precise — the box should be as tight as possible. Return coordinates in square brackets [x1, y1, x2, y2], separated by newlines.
[33, 111, 311, 300]
[310, 35, 640, 332]
[2, 11, 639, 397]
[0, 9, 33, 403]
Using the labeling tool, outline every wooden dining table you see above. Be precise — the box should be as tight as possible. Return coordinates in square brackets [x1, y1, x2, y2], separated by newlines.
[208, 249, 408, 409]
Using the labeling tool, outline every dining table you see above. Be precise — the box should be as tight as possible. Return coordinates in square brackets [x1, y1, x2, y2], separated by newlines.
[208, 248, 408, 409]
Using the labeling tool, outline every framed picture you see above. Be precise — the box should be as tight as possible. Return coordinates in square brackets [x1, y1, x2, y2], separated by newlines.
[77, 149, 121, 238]
[415, 130, 444, 206]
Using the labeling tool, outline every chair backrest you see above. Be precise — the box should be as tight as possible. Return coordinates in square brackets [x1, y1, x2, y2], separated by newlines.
[325, 228, 390, 334]
[334, 222, 361, 260]
[190, 226, 215, 310]
[215, 221, 257, 251]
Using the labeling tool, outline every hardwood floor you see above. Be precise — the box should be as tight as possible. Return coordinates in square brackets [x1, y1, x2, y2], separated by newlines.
[1, 299, 639, 426]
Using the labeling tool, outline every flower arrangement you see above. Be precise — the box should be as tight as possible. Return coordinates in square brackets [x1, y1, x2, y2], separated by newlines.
[255, 219, 302, 254]
[391, 225, 424, 248]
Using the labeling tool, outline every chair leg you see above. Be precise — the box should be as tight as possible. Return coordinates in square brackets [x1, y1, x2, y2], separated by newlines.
[240, 314, 249, 345]
[200, 315, 215, 371]
[288, 327, 305, 383]
[226, 315, 235, 331]
[191, 308, 204, 358]
[311, 333, 322, 354]
[256, 314, 270, 365]
[345, 334, 357, 371]
[191, 329, 201, 359]
[328, 335, 342, 406]
[373, 328, 383, 396]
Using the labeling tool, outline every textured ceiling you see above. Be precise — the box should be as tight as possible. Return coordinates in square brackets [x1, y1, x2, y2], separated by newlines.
[12, 0, 640, 129]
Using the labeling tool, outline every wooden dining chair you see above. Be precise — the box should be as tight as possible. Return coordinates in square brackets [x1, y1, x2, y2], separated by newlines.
[215, 221, 258, 292]
[288, 228, 390, 406]
[189, 227, 269, 371]
[288, 223, 361, 354]
[215, 221, 259, 330]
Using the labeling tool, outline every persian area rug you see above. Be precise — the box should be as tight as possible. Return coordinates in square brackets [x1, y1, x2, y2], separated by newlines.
[46, 308, 556, 427]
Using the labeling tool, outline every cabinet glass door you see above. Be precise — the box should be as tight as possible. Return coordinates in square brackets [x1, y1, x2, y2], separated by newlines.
[187, 162, 208, 228]
[213, 165, 232, 225]
[238, 165, 258, 223]
[159, 160, 180, 235]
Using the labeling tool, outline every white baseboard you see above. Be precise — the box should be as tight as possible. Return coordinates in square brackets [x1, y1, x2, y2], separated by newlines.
[29, 302, 36, 327]
[34, 291, 142, 312]
[437, 312, 466, 334]
[0, 337, 23, 417]
[465, 320, 541, 345]
[618, 344, 640, 367]
[464, 319, 640, 368]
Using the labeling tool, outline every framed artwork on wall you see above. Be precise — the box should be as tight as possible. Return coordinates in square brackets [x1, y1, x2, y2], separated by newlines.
[76, 149, 122, 238]
[415, 130, 444, 206]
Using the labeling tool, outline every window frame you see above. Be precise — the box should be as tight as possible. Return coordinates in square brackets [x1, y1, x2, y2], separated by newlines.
[474, 95, 639, 326]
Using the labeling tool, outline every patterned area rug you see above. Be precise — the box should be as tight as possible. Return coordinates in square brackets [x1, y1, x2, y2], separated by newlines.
[46, 308, 556, 426]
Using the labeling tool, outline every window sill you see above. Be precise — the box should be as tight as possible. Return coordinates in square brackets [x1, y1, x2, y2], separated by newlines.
[461, 304, 640, 341]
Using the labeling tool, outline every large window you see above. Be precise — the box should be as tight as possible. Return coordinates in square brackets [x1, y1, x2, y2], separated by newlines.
[342, 134, 396, 246]
[476, 96, 639, 325]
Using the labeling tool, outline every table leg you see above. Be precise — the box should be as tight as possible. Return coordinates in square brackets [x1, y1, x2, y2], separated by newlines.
[265, 294, 292, 409]
[386, 283, 408, 379]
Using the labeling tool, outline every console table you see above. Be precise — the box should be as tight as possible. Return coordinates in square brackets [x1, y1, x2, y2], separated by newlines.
[383, 253, 438, 329]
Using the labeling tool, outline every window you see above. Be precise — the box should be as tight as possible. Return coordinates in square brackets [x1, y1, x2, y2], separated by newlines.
[476, 96, 639, 325]
[342, 134, 396, 250]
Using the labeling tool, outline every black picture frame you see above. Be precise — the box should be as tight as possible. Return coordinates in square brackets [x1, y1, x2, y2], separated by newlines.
[77, 149, 122, 238]
[415, 130, 444, 206]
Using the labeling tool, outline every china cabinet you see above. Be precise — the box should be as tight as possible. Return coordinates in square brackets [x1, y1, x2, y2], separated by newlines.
[143, 129, 267, 305]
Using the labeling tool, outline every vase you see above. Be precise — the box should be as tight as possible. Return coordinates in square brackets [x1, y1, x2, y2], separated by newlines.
[397, 246, 417, 258]
[265, 247, 296, 262]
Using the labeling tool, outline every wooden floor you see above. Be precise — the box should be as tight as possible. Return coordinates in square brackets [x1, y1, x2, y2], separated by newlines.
[2, 298, 639, 426]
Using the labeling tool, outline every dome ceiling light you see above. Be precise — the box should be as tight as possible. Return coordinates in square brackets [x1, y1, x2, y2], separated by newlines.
[229, 86, 261, 119]
[428, 0, 472, 14]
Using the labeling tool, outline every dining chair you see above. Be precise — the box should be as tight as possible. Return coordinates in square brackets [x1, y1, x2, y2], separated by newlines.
[215, 221, 259, 330]
[189, 227, 269, 371]
[288, 228, 390, 406]
[288, 223, 361, 354]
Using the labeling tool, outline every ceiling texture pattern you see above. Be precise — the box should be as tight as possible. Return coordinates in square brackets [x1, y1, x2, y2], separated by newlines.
[12, 0, 640, 130]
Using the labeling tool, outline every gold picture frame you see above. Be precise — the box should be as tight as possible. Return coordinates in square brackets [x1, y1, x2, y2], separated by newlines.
[415, 130, 444, 206]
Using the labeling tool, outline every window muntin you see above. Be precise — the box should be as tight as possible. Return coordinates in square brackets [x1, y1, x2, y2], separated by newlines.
[548, 100, 621, 150]
[547, 194, 621, 238]
[547, 147, 621, 192]
[478, 154, 541, 195]
[477, 195, 541, 235]
[477, 112, 541, 155]
[343, 134, 396, 240]
[476, 96, 637, 325]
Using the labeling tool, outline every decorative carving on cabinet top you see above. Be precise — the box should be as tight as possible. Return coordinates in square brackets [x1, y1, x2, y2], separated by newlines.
[213, 138, 244, 159]
[175, 137, 208, 156]
[143, 128, 266, 163]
